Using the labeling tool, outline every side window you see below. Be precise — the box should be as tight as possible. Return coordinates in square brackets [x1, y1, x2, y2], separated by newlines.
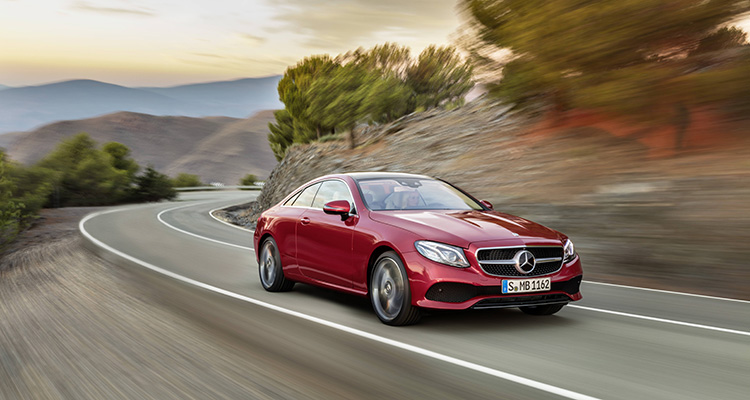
[283, 191, 301, 206]
[291, 183, 321, 207]
[312, 180, 353, 209]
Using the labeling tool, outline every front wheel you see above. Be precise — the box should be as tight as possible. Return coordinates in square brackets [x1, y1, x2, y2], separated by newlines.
[369, 251, 421, 326]
[258, 237, 294, 292]
[519, 303, 565, 315]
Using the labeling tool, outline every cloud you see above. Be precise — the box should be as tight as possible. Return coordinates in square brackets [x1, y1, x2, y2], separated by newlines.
[179, 53, 296, 70]
[267, 0, 459, 50]
[71, 1, 155, 17]
[239, 34, 267, 47]
[191, 53, 229, 60]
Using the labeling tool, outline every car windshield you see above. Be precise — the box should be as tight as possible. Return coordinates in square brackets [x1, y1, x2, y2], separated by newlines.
[357, 178, 484, 211]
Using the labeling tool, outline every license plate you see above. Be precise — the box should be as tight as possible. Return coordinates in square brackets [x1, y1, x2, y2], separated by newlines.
[502, 277, 551, 294]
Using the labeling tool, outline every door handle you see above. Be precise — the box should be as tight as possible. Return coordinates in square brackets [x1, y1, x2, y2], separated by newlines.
[300, 217, 311, 225]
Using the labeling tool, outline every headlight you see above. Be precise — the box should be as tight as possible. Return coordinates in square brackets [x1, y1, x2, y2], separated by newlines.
[415, 240, 470, 268]
[563, 239, 576, 263]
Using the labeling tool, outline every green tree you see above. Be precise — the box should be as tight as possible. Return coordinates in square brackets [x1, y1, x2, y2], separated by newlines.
[278, 55, 338, 140]
[269, 42, 475, 158]
[4, 163, 54, 222]
[0, 152, 23, 247]
[343, 43, 417, 122]
[461, 0, 750, 120]
[362, 74, 414, 124]
[172, 173, 203, 188]
[37, 133, 131, 206]
[103, 142, 139, 179]
[308, 64, 372, 147]
[130, 166, 176, 202]
[268, 109, 296, 161]
[338, 42, 412, 79]
[1, 150, 59, 247]
[407, 45, 474, 110]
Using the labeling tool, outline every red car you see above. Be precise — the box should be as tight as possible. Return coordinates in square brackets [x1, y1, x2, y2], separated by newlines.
[254, 172, 582, 325]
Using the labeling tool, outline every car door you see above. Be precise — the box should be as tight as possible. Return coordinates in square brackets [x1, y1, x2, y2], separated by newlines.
[296, 179, 357, 289]
[272, 182, 321, 271]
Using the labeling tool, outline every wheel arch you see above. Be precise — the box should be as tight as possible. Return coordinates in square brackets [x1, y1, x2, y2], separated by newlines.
[256, 232, 274, 261]
[366, 245, 398, 293]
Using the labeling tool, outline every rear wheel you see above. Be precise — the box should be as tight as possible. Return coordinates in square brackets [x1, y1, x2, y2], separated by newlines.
[370, 251, 421, 326]
[519, 303, 565, 315]
[259, 237, 294, 292]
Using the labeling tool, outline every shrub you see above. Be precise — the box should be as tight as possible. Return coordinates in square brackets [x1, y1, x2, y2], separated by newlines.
[240, 174, 257, 186]
[172, 173, 203, 188]
[129, 167, 177, 202]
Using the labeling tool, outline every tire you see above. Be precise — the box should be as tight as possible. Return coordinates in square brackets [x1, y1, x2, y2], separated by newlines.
[369, 251, 421, 326]
[519, 303, 565, 316]
[258, 237, 294, 292]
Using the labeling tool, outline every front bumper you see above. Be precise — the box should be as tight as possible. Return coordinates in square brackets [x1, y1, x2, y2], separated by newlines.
[401, 250, 583, 310]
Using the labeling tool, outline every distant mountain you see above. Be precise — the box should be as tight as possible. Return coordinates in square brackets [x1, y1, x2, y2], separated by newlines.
[139, 77, 282, 117]
[2, 111, 278, 182]
[0, 76, 282, 134]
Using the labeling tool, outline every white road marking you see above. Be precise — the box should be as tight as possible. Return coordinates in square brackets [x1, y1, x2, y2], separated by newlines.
[80, 208, 599, 400]
[583, 281, 750, 304]
[156, 202, 255, 252]
[568, 305, 750, 336]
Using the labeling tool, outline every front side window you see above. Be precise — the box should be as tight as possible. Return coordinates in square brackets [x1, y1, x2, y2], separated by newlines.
[312, 180, 354, 209]
[357, 178, 483, 211]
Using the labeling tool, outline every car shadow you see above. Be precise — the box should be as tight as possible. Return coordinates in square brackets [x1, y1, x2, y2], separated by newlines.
[291, 283, 373, 311]
[418, 308, 579, 332]
[289, 283, 579, 332]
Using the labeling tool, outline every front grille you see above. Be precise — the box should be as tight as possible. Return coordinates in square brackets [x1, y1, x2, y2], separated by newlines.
[475, 246, 564, 277]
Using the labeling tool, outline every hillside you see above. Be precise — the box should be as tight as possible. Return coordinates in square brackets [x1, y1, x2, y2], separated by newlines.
[3, 111, 278, 182]
[164, 110, 279, 183]
[0, 77, 282, 133]
[239, 100, 750, 299]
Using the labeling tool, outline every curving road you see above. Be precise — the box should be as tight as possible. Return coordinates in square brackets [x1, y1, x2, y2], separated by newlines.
[80, 191, 750, 400]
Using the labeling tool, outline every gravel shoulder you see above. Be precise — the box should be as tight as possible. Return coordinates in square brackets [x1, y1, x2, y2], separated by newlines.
[0, 209, 346, 399]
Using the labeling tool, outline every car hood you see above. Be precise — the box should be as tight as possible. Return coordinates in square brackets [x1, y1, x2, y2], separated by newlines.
[368, 210, 562, 248]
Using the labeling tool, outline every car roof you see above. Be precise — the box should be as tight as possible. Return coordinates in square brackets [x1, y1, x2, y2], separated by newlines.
[342, 172, 435, 181]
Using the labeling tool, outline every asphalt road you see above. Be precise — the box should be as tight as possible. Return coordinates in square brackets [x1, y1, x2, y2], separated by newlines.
[80, 191, 750, 400]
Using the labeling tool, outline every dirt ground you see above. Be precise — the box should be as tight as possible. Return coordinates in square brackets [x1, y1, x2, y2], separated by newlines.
[0, 210, 346, 399]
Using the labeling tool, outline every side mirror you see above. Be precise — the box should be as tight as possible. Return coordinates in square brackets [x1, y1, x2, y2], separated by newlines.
[479, 200, 494, 210]
[323, 200, 352, 221]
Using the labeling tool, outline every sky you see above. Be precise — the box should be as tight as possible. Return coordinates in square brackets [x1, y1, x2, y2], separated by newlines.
[0, 0, 463, 87]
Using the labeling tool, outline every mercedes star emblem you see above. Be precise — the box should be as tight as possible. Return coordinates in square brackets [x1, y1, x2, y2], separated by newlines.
[513, 250, 536, 274]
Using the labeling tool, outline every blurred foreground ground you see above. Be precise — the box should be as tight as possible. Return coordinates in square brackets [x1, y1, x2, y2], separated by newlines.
[0, 211, 349, 399]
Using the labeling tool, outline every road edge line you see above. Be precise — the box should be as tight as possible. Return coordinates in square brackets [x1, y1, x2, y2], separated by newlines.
[569, 305, 750, 337]
[583, 281, 750, 304]
[156, 202, 255, 251]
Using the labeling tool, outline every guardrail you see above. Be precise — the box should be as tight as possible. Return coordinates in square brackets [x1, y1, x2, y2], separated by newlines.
[175, 185, 263, 192]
